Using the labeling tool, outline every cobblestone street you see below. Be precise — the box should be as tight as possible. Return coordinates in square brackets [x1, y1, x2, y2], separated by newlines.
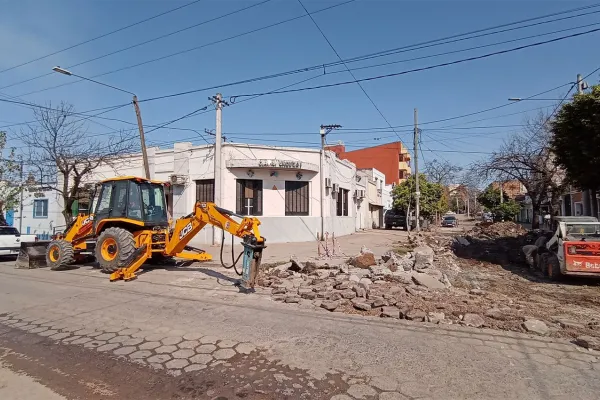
[0, 251, 599, 399]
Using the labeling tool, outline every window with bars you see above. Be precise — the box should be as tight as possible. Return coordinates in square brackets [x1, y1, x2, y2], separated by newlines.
[236, 179, 263, 216]
[336, 189, 349, 216]
[285, 181, 309, 216]
[195, 179, 215, 203]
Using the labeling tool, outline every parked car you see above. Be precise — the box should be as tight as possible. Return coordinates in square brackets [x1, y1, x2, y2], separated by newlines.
[0, 226, 37, 256]
[441, 215, 458, 228]
[384, 210, 407, 230]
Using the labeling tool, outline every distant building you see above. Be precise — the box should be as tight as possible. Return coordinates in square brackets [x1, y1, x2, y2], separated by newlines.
[325, 142, 411, 185]
[491, 180, 526, 200]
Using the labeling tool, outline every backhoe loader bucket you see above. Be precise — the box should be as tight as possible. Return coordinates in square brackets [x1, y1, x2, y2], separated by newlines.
[15, 241, 51, 269]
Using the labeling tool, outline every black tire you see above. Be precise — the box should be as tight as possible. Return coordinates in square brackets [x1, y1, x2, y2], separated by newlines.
[545, 254, 561, 281]
[46, 240, 75, 271]
[95, 227, 136, 273]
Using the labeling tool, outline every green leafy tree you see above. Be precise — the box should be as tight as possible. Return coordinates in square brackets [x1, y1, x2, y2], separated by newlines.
[492, 201, 521, 221]
[550, 85, 600, 217]
[392, 174, 445, 218]
[0, 131, 24, 226]
[476, 186, 509, 210]
[476, 186, 520, 221]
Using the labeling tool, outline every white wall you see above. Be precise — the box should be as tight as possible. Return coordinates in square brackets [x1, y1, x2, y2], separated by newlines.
[12, 188, 62, 236]
[60, 143, 361, 245]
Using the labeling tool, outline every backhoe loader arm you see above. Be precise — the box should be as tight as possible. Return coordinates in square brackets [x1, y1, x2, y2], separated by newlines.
[165, 202, 263, 255]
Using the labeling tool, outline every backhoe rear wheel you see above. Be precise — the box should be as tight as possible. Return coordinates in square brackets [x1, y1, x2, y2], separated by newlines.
[46, 239, 75, 271]
[95, 227, 135, 273]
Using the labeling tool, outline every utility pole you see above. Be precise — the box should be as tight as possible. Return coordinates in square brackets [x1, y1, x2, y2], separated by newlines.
[132, 95, 150, 179]
[500, 181, 504, 204]
[319, 124, 341, 240]
[413, 108, 420, 232]
[211, 93, 228, 245]
[577, 73, 584, 95]
[18, 159, 24, 232]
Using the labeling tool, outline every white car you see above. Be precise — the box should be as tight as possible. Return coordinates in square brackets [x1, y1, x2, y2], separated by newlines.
[0, 226, 38, 256]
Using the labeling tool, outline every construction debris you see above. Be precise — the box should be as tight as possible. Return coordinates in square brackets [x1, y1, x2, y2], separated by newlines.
[259, 221, 600, 345]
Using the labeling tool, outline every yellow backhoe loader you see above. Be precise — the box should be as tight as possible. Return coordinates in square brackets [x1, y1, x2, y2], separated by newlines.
[45, 176, 265, 288]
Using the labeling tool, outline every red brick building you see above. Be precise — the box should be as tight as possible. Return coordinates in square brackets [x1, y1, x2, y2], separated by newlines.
[325, 142, 411, 185]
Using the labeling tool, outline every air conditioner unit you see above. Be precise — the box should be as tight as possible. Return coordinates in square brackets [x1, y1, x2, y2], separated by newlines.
[355, 189, 365, 199]
[325, 177, 332, 188]
[332, 183, 339, 193]
[169, 174, 187, 185]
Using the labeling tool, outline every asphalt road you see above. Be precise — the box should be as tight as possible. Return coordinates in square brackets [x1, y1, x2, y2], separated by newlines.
[0, 240, 599, 399]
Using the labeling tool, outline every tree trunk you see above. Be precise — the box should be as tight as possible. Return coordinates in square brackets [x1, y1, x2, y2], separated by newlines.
[591, 188, 598, 219]
[0, 207, 7, 226]
[531, 207, 539, 229]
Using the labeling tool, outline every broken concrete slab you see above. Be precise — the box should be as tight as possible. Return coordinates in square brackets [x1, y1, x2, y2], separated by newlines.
[412, 272, 445, 290]
[462, 313, 485, 328]
[349, 248, 376, 269]
[405, 309, 426, 321]
[381, 307, 400, 319]
[427, 312, 445, 324]
[522, 319, 549, 336]
[413, 245, 434, 270]
[320, 300, 340, 311]
[351, 298, 372, 311]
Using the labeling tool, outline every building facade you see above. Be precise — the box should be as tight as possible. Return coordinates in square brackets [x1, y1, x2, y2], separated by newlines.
[325, 142, 411, 185]
[10, 184, 62, 239]
[54, 143, 362, 245]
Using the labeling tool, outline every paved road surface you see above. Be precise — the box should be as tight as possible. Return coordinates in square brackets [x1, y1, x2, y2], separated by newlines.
[0, 249, 599, 399]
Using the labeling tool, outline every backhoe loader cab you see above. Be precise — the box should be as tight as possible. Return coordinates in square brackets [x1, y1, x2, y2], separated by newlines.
[93, 176, 169, 231]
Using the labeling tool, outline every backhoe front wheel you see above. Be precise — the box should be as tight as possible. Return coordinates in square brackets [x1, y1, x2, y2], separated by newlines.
[46, 239, 75, 271]
[95, 228, 135, 273]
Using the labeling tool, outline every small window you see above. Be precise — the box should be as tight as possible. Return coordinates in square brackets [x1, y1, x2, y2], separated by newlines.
[336, 189, 349, 216]
[196, 179, 215, 203]
[236, 179, 263, 216]
[33, 199, 48, 218]
[285, 181, 309, 216]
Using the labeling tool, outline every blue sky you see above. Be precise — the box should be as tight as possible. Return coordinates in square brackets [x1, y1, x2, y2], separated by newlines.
[1, 0, 599, 170]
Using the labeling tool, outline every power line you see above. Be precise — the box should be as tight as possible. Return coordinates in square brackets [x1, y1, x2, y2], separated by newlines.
[227, 28, 600, 101]
[0, 0, 273, 91]
[120, 8, 600, 104]
[12, 1, 595, 99]
[297, 0, 405, 141]
[0, 0, 205, 75]
[14, 0, 358, 98]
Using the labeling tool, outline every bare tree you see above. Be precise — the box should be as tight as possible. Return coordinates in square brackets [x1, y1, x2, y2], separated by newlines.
[473, 111, 566, 229]
[424, 159, 462, 186]
[17, 102, 135, 224]
[0, 131, 25, 226]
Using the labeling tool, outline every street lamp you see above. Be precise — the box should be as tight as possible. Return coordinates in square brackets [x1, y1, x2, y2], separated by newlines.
[508, 98, 565, 102]
[52, 66, 150, 179]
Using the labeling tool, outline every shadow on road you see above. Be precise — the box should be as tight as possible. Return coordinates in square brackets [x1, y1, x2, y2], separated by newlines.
[452, 232, 600, 286]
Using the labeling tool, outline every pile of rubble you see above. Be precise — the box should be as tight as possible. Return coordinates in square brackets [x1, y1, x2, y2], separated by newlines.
[259, 244, 468, 324]
[467, 221, 527, 240]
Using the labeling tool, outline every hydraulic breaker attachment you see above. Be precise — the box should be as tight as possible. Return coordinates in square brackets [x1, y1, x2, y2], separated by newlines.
[240, 238, 265, 290]
[109, 244, 150, 282]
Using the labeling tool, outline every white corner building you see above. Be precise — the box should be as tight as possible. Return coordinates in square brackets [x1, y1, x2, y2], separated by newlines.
[57, 142, 370, 245]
